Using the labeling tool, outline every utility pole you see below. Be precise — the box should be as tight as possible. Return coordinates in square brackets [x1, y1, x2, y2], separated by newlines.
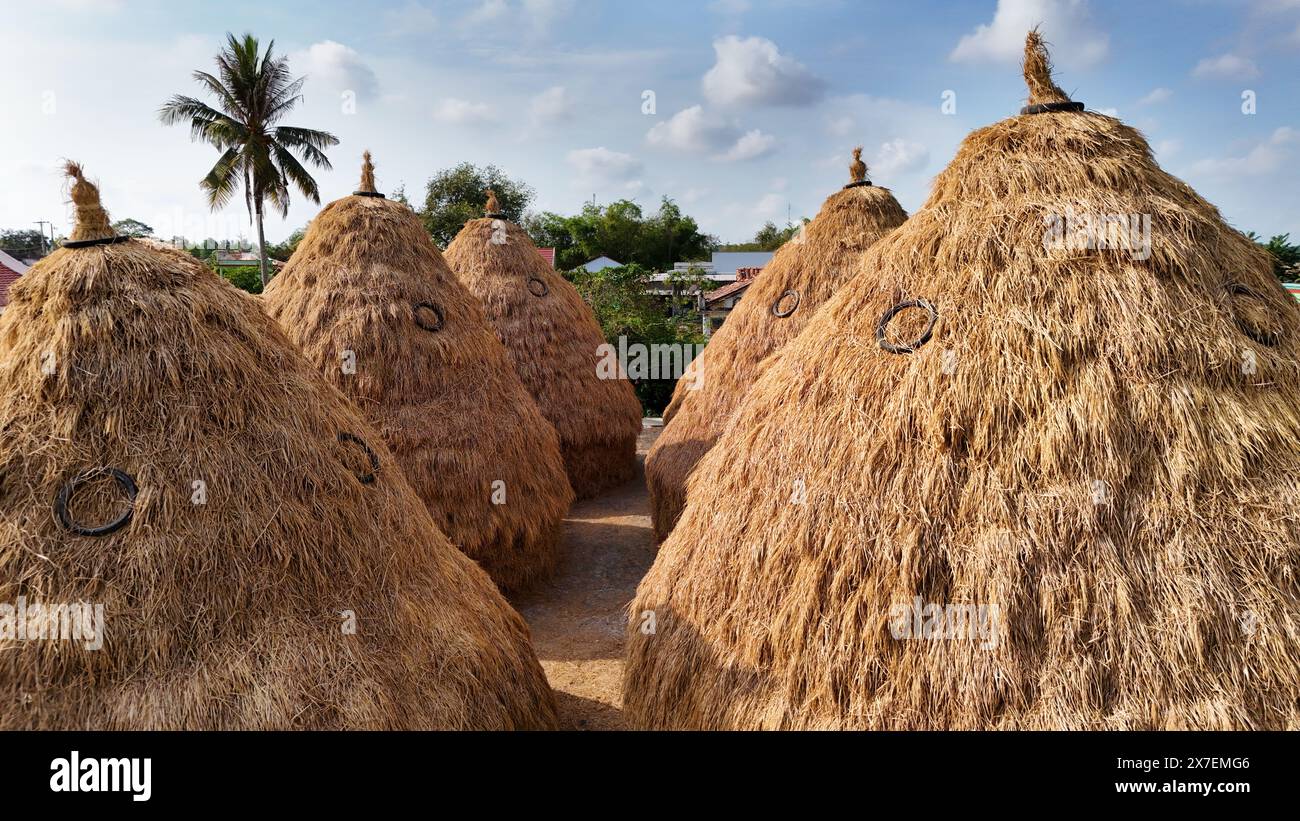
[33, 221, 53, 256]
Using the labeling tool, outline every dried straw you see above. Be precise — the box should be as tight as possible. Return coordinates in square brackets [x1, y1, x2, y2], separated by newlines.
[445, 211, 644, 499]
[624, 32, 1300, 730]
[263, 154, 574, 592]
[63, 162, 114, 242]
[647, 160, 906, 540]
[0, 164, 558, 728]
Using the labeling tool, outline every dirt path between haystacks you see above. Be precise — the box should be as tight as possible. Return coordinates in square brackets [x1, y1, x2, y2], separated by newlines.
[509, 425, 661, 730]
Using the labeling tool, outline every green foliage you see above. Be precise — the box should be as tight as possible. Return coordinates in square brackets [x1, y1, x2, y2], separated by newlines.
[217, 265, 263, 294]
[1246, 232, 1300, 281]
[159, 31, 339, 287]
[420, 163, 535, 247]
[268, 225, 307, 261]
[111, 218, 154, 237]
[566, 263, 709, 415]
[523, 197, 715, 272]
[0, 228, 49, 258]
[719, 219, 806, 251]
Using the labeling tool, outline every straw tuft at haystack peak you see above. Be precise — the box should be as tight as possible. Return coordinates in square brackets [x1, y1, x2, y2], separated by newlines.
[1024, 28, 1072, 106]
[63, 161, 115, 242]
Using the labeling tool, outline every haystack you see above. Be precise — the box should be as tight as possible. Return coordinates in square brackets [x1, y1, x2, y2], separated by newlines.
[262, 154, 573, 591]
[0, 163, 557, 729]
[444, 198, 643, 499]
[623, 32, 1300, 730]
[647, 153, 907, 540]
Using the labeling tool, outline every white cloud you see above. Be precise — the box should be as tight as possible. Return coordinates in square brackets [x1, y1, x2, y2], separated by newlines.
[716, 129, 776, 162]
[950, 0, 1109, 68]
[1192, 53, 1260, 80]
[530, 86, 575, 125]
[679, 187, 711, 204]
[566, 147, 644, 184]
[871, 139, 930, 177]
[1188, 127, 1299, 178]
[433, 97, 496, 125]
[1137, 87, 1172, 106]
[296, 41, 379, 100]
[646, 105, 736, 152]
[382, 1, 438, 35]
[1096, 106, 1118, 117]
[753, 192, 786, 219]
[702, 36, 827, 107]
[646, 106, 775, 162]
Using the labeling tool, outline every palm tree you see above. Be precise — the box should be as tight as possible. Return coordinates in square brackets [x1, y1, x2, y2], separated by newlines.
[160, 33, 339, 288]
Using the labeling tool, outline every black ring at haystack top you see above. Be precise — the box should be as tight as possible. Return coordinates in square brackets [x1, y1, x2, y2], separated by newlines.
[54, 467, 137, 536]
[528, 277, 549, 297]
[486, 212, 506, 219]
[843, 180, 873, 189]
[63, 235, 132, 249]
[876, 299, 938, 354]
[1228, 284, 1283, 347]
[1020, 101, 1086, 115]
[413, 301, 445, 332]
[353, 191, 386, 198]
[338, 432, 380, 485]
[771, 289, 801, 318]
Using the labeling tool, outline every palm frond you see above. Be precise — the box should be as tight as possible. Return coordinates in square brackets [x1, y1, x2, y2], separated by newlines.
[199, 148, 244, 211]
[273, 143, 322, 205]
[273, 126, 339, 167]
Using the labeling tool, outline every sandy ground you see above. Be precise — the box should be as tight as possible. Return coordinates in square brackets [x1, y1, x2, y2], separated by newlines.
[509, 425, 661, 730]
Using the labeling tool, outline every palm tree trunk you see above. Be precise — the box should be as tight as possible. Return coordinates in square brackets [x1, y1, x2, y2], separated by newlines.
[254, 199, 270, 289]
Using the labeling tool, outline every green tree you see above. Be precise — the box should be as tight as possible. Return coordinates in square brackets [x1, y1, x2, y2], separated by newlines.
[0, 228, 50, 258]
[1246, 231, 1300, 281]
[420, 163, 534, 247]
[566, 262, 710, 414]
[217, 265, 263, 294]
[159, 32, 339, 288]
[268, 224, 308, 261]
[720, 219, 806, 251]
[111, 218, 154, 237]
[524, 197, 715, 272]
[522, 211, 580, 269]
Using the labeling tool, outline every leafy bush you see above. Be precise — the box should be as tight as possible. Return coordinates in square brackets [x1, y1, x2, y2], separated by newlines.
[219, 265, 263, 294]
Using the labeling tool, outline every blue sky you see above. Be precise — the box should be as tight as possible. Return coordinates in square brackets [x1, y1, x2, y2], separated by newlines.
[3, 0, 1298, 247]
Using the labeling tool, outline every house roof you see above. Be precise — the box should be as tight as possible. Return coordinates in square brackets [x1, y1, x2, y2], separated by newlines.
[582, 256, 623, 272]
[709, 251, 774, 276]
[704, 278, 753, 306]
[536, 247, 556, 268]
[0, 250, 30, 308]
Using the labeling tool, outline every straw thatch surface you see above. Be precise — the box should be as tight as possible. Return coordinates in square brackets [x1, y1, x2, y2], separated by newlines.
[263, 156, 573, 591]
[624, 32, 1300, 729]
[646, 170, 906, 541]
[445, 216, 643, 499]
[0, 167, 557, 728]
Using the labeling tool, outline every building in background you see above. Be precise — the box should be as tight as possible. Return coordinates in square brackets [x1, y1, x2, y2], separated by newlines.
[700, 266, 762, 336]
[536, 247, 556, 268]
[580, 256, 622, 273]
[0, 250, 30, 315]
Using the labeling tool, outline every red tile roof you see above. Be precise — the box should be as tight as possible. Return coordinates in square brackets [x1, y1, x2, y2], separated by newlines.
[0, 258, 25, 308]
[704, 278, 753, 306]
[536, 247, 556, 268]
